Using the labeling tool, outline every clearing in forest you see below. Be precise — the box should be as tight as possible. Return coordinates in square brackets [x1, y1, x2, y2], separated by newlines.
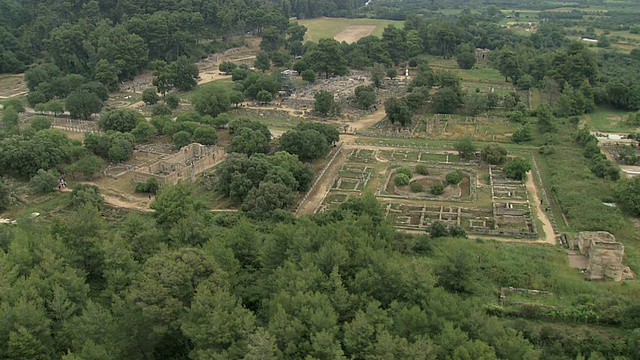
[297, 17, 403, 42]
[334, 25, 376, 43]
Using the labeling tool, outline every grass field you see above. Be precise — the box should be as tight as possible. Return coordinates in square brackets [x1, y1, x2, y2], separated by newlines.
[297, 18, 404, 42]
[585, 106, 638, 133]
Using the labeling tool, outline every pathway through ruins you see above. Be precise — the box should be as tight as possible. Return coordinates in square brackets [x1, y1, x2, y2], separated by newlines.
[525, 171, 556, 245]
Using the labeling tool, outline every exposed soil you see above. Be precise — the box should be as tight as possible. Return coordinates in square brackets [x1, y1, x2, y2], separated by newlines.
[525, 171, 556, 245]
[296, 148, 348, 215]
[334, 25, 377, 43]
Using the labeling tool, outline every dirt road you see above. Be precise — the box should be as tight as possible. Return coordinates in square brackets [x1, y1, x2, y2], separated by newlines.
[525, 171, 556, 245]
[296, 149, 348, 215]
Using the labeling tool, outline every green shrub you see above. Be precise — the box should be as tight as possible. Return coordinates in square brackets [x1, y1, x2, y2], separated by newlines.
[409, 181, 423, 192]
[446, 171, 463, 185]
[135, 177, 160, 194]
[431, 182, 445, 195]
[416, 164, 429, 175]
[396, 166, 412, 179]
[395, 173, 410, 186]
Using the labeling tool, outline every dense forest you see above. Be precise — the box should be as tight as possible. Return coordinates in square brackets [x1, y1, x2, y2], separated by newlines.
[0, 189, 638, 359]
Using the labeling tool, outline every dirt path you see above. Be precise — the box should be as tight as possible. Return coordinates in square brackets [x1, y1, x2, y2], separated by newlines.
[525, 171, 556, 245]
[296, 148, 348, 215]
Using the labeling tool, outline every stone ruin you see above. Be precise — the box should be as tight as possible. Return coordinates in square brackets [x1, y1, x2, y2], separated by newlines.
[475, 48, 490, 61]
[573, 231, 634, 281]
[131, 143, 226, 186]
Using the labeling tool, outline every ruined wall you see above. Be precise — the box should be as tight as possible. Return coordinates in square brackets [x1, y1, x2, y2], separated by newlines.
[131, 144, 225, 186]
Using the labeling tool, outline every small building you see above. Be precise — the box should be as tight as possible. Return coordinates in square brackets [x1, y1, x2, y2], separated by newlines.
[582, 38, 598, 43]
[574, 231, 632, 281]
[475, 48, 490, 62]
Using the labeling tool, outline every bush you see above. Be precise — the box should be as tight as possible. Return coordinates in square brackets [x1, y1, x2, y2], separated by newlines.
[173, 131, 192, 149]
[415, 164, 429, 175]
[396, 166, 413, 179]
[135, 177, 160, 194]
[395, 173, 410, 186]
[71, 184, 103, 209]
[431, 182, 445, 195]
[446, 171, 463, 185]
[152, 103, 172, 116]
[30, 169, 60, 194]
[409, 181, 423, 193]
[165, 93, 180, 109]
[142, 88, 160, 105]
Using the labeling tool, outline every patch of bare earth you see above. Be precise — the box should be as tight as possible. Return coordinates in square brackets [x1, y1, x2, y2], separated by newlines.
[334, 26, 376, 43]
[296, 148, 348, 215]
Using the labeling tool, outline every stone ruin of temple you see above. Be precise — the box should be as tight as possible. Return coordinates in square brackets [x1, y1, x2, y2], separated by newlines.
[573, 231, 635, 281]
[131, 143, 226, 186]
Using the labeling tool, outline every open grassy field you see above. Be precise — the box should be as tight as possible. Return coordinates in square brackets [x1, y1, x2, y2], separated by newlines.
[585, 106, 638, 133]
[297, 17, 404, 42]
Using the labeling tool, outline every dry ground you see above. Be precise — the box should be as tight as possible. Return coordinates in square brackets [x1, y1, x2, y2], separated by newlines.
[334, 26, 376, 43]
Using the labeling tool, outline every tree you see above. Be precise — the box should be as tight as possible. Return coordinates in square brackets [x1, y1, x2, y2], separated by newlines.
[305, 38, 348, 79]
[30, 117, 52, 132]
[504, 157, 531, 181]
[456, 51, 476, 70]
[30, 169, 60, 193]
[3, 98, 25, 112]
[2, 106, 19, 129]
[94, 59, 119, 91]
[44, 101, 64, 116]
[279, 129, 330, 161]
[150, 183, 205, 228]
[454, 137, 476, 159]
[242, 181, 296, 218]
[314, 90, 335, 116]
[355, 85, 376, 109]
[219, 61, 237, 75]
[370, 63, 386, 88]
[432, 87, 462, 114]
[429, 221, 449, 238]
[65, 91, 103, 119]
[301, 69, 316, 84]
[384, 97, 412, 127]
[615, 177, 640, 216]
[99, 108, 142, 133]
[512, 125, 532, 143]
[27, 91, 47, 107]
[431, 183, 445, 195]
[165, 93, 180, 109]
[255, 52, 271, 73]
[465, 92, 487, 116]
[173, 131, 192, 149]
[386, 68, 398, 79]
[142, 88, 160, 105]
[481, 144, 508, 165]
[228, 128, 270, 156]
[193, 87, 231, 117]
[446, 171, 462, 185]
[229, 91, 245, 108]
[0, 181, 9, 211]
[395, 173, 410, 186]
[193, 126, 218, 145]
[65, 154, 104, 180]
[107, 133, 135, 163]
[171, 56, 199, 91]
[256, 90, 272, 104]
[131, 122, 157, 142]
[296, 122, 340, 144]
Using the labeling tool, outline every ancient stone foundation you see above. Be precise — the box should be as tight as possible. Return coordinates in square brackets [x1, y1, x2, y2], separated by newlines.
[131, 143, 226, 186]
